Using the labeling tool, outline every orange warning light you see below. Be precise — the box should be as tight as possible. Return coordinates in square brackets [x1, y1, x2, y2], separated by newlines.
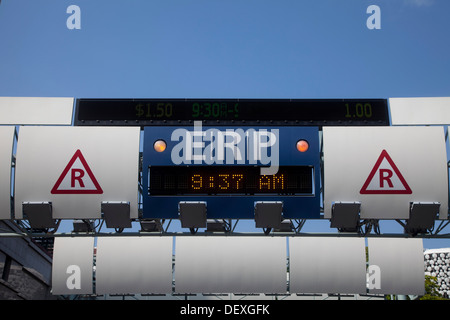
[296, 140, 309, 152]
[154, 140, 167, 152]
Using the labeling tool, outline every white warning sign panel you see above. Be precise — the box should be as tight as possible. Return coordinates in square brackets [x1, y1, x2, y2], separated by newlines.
[51, 149, 103, 194]
[360, 150, 412, 195]
[323, 126, 448, 220]
[14, 126, 140, 220]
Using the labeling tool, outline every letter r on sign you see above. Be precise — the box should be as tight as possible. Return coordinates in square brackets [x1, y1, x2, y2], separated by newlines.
[71, 169, 85, 188]
[379, 169, 393, 188]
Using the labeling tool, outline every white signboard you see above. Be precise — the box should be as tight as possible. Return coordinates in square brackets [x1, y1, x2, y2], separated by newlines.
[390, 97, 450, 125]
[52, 237, 94, 295]
[175, 237, 287, 294]
[0, 126, 14, 219]
[367, 238, 424, 295]
[323, 126, 448, 219]
[95, 237, 173, 294]
[14, 126, 140, 219]
[289, 237, 367, 294]
[0, 97, 73, 125]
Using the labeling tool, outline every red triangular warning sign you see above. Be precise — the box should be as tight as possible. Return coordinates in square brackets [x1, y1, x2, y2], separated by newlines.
[51, 149, 103, 194]
[360, 149, 412, 194]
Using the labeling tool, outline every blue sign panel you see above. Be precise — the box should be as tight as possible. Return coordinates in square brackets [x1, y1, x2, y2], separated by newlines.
[142, 124, 320, 219]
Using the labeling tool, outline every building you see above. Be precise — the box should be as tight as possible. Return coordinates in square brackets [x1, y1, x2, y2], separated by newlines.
[0, 220, 54, 300]
[424, 248, 450, 298]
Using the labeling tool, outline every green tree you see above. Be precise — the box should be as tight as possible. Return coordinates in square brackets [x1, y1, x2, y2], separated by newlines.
[419, 275, 448, 300]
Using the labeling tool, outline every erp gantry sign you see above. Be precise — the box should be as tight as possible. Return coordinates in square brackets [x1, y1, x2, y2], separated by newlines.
[74, 98, 389, 223]
[142, 123, 320, 220]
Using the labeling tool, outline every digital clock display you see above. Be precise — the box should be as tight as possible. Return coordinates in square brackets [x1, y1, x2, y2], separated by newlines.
[75, 98, 389, 126]
[149, 166, 313, 195]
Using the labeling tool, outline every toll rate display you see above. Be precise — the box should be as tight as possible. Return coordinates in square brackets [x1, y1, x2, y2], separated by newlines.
[75, 98, 389, 126]
[149, 166, 313, 195]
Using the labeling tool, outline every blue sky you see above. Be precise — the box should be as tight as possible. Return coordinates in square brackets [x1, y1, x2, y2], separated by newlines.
[0, 1, 449, 248]
[1, 0, 449, 98]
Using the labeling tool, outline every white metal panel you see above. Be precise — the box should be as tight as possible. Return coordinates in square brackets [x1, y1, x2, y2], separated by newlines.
[0, 127, 14, 219]
[14, 126, 140, 219]
[0, 97, 73, 125]
[323, 126, 448, 219]
[368, 238, 425, 295]
[51, 237, 94, 295]
[95, 237, 173, 294]
[390, 97, 450, 125]
[289, 237, 367, 294]
[175, 237, 287, 294]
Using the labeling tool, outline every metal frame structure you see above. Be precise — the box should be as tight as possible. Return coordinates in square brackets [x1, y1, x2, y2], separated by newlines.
[3, 217, 450, 239]
[0, 98, 449, 243]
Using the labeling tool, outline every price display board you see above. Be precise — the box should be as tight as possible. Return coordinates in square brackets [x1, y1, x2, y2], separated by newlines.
[74, 98, 389, 126]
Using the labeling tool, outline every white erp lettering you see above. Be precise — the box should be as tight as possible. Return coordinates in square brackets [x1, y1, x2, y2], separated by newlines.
[170, 122, 279, 174]
[256, 129, 278, 175]
[66, 264, 81, 290]
[219, 130, 244, 164]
